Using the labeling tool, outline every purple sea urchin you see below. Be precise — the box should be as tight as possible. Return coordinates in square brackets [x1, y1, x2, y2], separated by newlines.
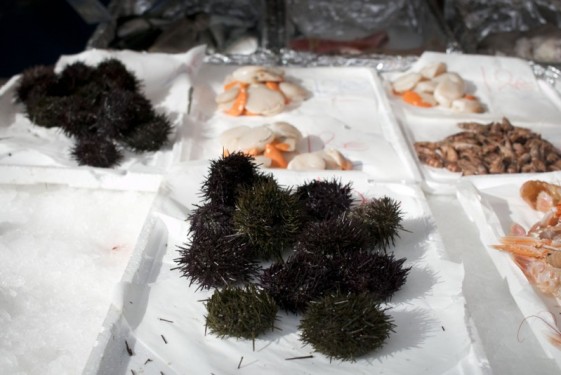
[205, 285, 278, 341]
[201, 152, 259, 206]
[71, 136, 123, 168]
[295, 179, 353, 221]
[234, 178, 304, 261]
[296, 215, 368, 257]
[57, 61, 95, 94]
[176, 232, 260, 290]
[299, 292, 395, 361]
[97, 90, 154, 140]
[350, 197, 405, 252]
[260, 251, 334, 313]
[15, 66, 59, 103]
[120, 113, 172, 152]
[334, 252, 410, 301]
[95, 58, 140, 92]
[188, 202, 235, 238]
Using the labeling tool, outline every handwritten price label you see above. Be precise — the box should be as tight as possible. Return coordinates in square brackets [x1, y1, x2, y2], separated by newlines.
[480, 66, 538, 93]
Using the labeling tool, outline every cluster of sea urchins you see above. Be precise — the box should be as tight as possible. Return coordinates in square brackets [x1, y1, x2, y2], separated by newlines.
[175, 153, 410, 361]
[14, 59, 172, 168]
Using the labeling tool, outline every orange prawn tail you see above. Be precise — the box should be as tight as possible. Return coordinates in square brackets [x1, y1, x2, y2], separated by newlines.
[492, 236, 549, 259]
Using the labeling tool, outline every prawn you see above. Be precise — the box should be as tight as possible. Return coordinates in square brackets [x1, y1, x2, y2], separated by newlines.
[493, 204, 561, 298]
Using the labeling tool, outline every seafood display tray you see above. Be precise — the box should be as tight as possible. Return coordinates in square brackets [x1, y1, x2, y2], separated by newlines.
[183, 63, 421, 182]
[457, 172, 561, 369]
[84, 162, 489, 375]
[0, 47, 205, 191]
[382, 51, 561, 195]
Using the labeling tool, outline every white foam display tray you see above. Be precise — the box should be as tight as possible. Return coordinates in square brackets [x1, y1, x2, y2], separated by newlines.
[457, 172, 561, 370]
[381, 52, 561, 195]
[83, 161, 490, 375]
[0, 46, 206, 191]
[182, 64, 421, 183]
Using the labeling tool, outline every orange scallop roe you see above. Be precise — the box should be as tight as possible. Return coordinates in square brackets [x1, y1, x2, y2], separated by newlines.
[401, 90, 433, 108]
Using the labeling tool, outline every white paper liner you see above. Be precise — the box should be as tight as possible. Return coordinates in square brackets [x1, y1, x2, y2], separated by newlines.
[182, 64, 421, 183]
[84, 161, 490, 375]
[457, 172, 561, 370]
[0, 46, 206, 190]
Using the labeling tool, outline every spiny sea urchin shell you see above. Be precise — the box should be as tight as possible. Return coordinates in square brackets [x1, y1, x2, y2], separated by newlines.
[96, 90, 154, 140]
[120, 113, 172, 152]
[295, 179, 353, 221]
[201, 152, 259, 206]
[95, 58, 140, 92]
[234, 178, 303, 261]
[57, 61, 95, 94]
[205, 285, 278, 342]
[25, 96, 67, 128]
[299, 292, 395, 361]
[295, 215, 368, 257]
[260, 251, 334, 313]
[71, 136, 123, 168]
[350, 197, 405, 252]
[188, 202, 235, 238]
[15, 66, 59, 103]
[334, 252, 410, 301]
[175, 232, 260, 290]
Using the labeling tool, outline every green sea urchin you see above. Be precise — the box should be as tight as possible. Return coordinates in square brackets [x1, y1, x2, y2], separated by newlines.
[233, 178, 303, 260]
[299, 292, 395, 361]
[205, 285, 278, 342]
[350, 197, 405, 252]
[95, 58, 140, 92]
[295, 179, 353, 221]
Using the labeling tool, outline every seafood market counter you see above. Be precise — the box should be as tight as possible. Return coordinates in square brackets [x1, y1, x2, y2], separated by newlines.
[3, 47, 561, 374]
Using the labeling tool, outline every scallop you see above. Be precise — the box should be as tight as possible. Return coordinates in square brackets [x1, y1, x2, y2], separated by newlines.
[279, 81, 309, 102]
[322, 149, 353, 170]
[392, 72, 422, 93]
[451, 98, 483, 113]
[433, 78, 465, 108]
[232, 66, 284, 83]
[420, 62, 447, 79]
[287, 152, 326, 170]
[219, 126, 250, 151]
[245, 84, 286, 116]
[215, 85, 239, 104]
[235, 125, 275, 152]
[415, 80, 438, 94]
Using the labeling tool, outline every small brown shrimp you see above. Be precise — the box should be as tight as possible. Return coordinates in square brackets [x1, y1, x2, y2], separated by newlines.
[520, 180, 561, 212]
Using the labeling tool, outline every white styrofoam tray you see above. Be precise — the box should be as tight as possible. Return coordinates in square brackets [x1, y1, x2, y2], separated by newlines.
[0, 46, 206, 191]
[182, 64, 421, 183]
[84, 161, 489, 375]
[457, 172, 561, 370]
[381, 51, 561, 195]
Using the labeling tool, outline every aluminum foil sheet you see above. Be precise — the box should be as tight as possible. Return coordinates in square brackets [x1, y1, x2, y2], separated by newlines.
[445, 0, 561, 64]
[88, 0, 457, 70]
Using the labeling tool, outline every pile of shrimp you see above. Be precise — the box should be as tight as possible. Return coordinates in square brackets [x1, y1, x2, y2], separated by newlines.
[493, 180, 561, 298]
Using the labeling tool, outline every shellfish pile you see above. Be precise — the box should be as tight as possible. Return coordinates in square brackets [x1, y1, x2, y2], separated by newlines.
[215, 66, 310, 116]
[414, 118, 561, 175]
[392, 62, 483, 113]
